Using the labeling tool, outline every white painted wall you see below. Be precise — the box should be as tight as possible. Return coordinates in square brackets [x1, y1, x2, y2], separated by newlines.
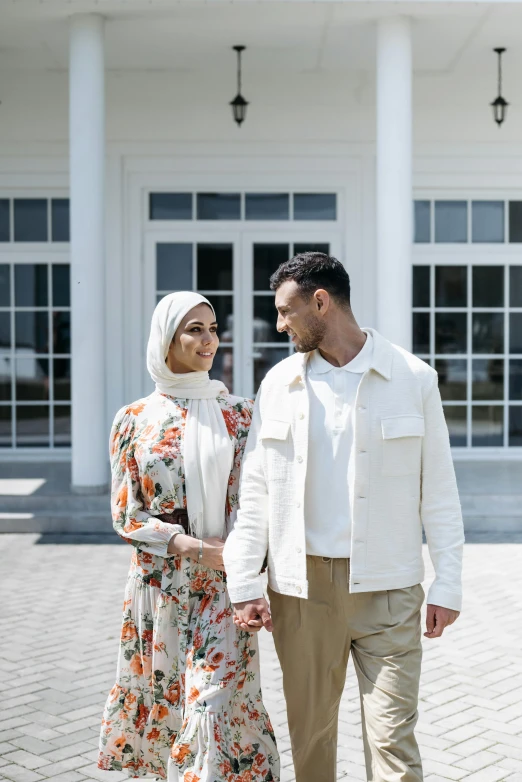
[0, 63, 520, 145]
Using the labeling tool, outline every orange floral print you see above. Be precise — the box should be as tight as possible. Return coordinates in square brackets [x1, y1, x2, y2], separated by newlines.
[98, 392, 278, 781]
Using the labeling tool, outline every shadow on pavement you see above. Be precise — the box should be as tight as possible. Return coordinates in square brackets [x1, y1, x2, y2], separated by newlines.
[32, 531, 522, 545]
[35, 533, 126, 545]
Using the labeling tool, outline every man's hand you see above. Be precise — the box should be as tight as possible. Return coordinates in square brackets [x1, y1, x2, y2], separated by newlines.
[233, 598, 273, 633]
[424, 604, 460, 639]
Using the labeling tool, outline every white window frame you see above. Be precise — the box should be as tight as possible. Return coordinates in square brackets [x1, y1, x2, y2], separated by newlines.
[0, 187, 71, 457]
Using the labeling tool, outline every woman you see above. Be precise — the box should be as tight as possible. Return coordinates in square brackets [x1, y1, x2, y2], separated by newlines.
[98, 292, 279, 781]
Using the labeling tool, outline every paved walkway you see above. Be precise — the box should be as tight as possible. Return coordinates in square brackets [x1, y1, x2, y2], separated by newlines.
[1, 534, 522, 782]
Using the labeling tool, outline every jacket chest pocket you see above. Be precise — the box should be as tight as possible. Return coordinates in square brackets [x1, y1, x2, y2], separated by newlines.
[381, 415, 424, 476]
[260, 419, 291, 482]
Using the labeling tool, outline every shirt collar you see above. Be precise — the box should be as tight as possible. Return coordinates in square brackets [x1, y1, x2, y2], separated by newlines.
[309, 331, 374, 375]
[282, 328, 393, 385]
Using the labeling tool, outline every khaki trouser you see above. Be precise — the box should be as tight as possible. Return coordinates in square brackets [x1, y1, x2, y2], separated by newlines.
[268, 556, 424, 782]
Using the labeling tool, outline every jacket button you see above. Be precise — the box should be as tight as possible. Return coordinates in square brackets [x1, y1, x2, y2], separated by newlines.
[296, 546, 302, 554]
[299, 412, 305, 420]
[296, 586, 302, 594]
[297, 455, 303, 463]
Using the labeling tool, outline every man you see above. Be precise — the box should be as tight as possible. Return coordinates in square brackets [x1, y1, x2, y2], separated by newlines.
[224, 252, 464, 782]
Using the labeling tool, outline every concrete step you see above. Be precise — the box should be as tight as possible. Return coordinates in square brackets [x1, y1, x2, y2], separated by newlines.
[1, 493, 109, 512]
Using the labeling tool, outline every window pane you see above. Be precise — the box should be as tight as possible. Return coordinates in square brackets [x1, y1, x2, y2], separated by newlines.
[197, 244, 233, 290]
[435, 313, 467, 354]
[443, 406, 467, 447]
[204, 295, 233, 341]
[472, 313, 504, 354]
[203, 296, 234, 389]
[53, 358, 71, 401]
[14, 199, 48, 242]
[156, 243, 193, 291]
[413, 266, 430, 307]
[15, 264, 48, 306]
[436, 359, 467, 400]
[51, 199, 70, 242]
[510, 314, 522, 353]
[254, 347, 291, 393]
[197, 194, 240, 221]
[472, 406, 503, 446]
[53, 312, 71, 354]
[54, 405, 71, 447]
[209, 348, 233, 390]
[435, 266, 467, 307]
[254, 296, 287, 343]
[472, 359, 503, 400]
[16, 405, 49, 447]
[509, 202, 522, 243]
[245, 194, 289, 221]
[0, 200, 9, 242]
[509, 407, 522, 446]
[294, 194, 336, 221]
[509, 360, 522, 400]
[412, 313, 430, 354]
[16, 358, 49, 401]
[0, 355, 11, 401]
[15, 312, 49, 353]
[52, 265, 70, 307]
[435, 201, 467, 243]
[414, 201, 431, 243]
[0, 265, 10, 306]
[254, 244, 289, 291]
[293, 243, 330, 256]
[0, 405, 11, 446]
[472, 201, 504, 243]
[149, 193, 192, 220]
[510, 266, 522, 306]
[0, 313, 10, 349]
[473, 266, 504, 307]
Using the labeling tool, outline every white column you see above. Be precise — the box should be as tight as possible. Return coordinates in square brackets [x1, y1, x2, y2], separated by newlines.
[69, 15, 107, 492]
[376, 16, 412, 349]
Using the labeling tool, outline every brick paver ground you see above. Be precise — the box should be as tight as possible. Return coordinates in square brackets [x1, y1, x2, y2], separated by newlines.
[1, 533, 521, 782]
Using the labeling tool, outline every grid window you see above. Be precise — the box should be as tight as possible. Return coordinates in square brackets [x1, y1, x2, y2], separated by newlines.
[0, 262, 71, 449]
[155, 243, 234, 389]
[415, 199, 522, 245]
[413, 263, 522, 448]
[252, 241, 330, 392]
[149, 193, 338, 223]
[0, 197, 69, 245]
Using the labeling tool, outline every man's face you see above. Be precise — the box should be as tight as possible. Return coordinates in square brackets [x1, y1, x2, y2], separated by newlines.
[275, 280, 326, 353]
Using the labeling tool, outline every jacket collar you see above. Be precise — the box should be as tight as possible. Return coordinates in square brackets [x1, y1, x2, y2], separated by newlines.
[281, 327, 393, 386]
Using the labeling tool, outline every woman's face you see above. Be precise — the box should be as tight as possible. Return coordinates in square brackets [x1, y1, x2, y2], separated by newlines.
[166, 303, 219, 374]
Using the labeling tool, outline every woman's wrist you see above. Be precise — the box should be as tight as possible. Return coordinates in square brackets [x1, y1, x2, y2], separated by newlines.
[167, 532, 197, 558]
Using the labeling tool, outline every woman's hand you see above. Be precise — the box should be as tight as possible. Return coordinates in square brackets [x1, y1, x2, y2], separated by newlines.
[167, 534, 226, 571]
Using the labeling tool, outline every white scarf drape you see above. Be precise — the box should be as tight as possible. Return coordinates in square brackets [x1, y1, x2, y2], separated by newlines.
[146, 292, 234, 540]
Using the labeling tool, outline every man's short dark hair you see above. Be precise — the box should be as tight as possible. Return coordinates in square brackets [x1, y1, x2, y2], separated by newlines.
[269, 252, 351, 307]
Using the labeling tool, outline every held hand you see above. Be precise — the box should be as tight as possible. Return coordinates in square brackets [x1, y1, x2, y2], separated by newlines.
[424, 604, 460, 639]
[233, 598, 273, 634]
[168, 534, 226, 571]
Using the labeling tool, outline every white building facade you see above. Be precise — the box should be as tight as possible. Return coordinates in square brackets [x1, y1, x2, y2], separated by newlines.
[0, 0, 521, 491]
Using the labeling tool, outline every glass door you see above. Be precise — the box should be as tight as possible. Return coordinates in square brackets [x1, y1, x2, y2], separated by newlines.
[242, 233, 343, 397]
[144, 232, 243, 395]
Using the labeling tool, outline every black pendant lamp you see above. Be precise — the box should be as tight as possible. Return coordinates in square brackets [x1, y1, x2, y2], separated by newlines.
[230, 45, 248, 127]
[491, 48, 508, 127]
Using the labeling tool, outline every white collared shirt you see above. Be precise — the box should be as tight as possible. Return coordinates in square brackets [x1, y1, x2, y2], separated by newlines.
[304, 331, 374, 557]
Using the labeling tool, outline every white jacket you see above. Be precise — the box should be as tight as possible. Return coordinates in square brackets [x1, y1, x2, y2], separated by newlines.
[224, 329, 465, 612]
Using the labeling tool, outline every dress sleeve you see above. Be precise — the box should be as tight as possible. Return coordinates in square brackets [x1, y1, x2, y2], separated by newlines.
[225, 398, 254, 536]
[110, 406, 183, 557]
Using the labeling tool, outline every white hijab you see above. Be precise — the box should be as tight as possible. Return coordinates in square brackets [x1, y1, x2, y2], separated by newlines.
[147, 292, 234, 540]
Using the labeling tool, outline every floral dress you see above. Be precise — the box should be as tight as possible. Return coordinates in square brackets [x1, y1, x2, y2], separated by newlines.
[98, 390, 279, 781]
